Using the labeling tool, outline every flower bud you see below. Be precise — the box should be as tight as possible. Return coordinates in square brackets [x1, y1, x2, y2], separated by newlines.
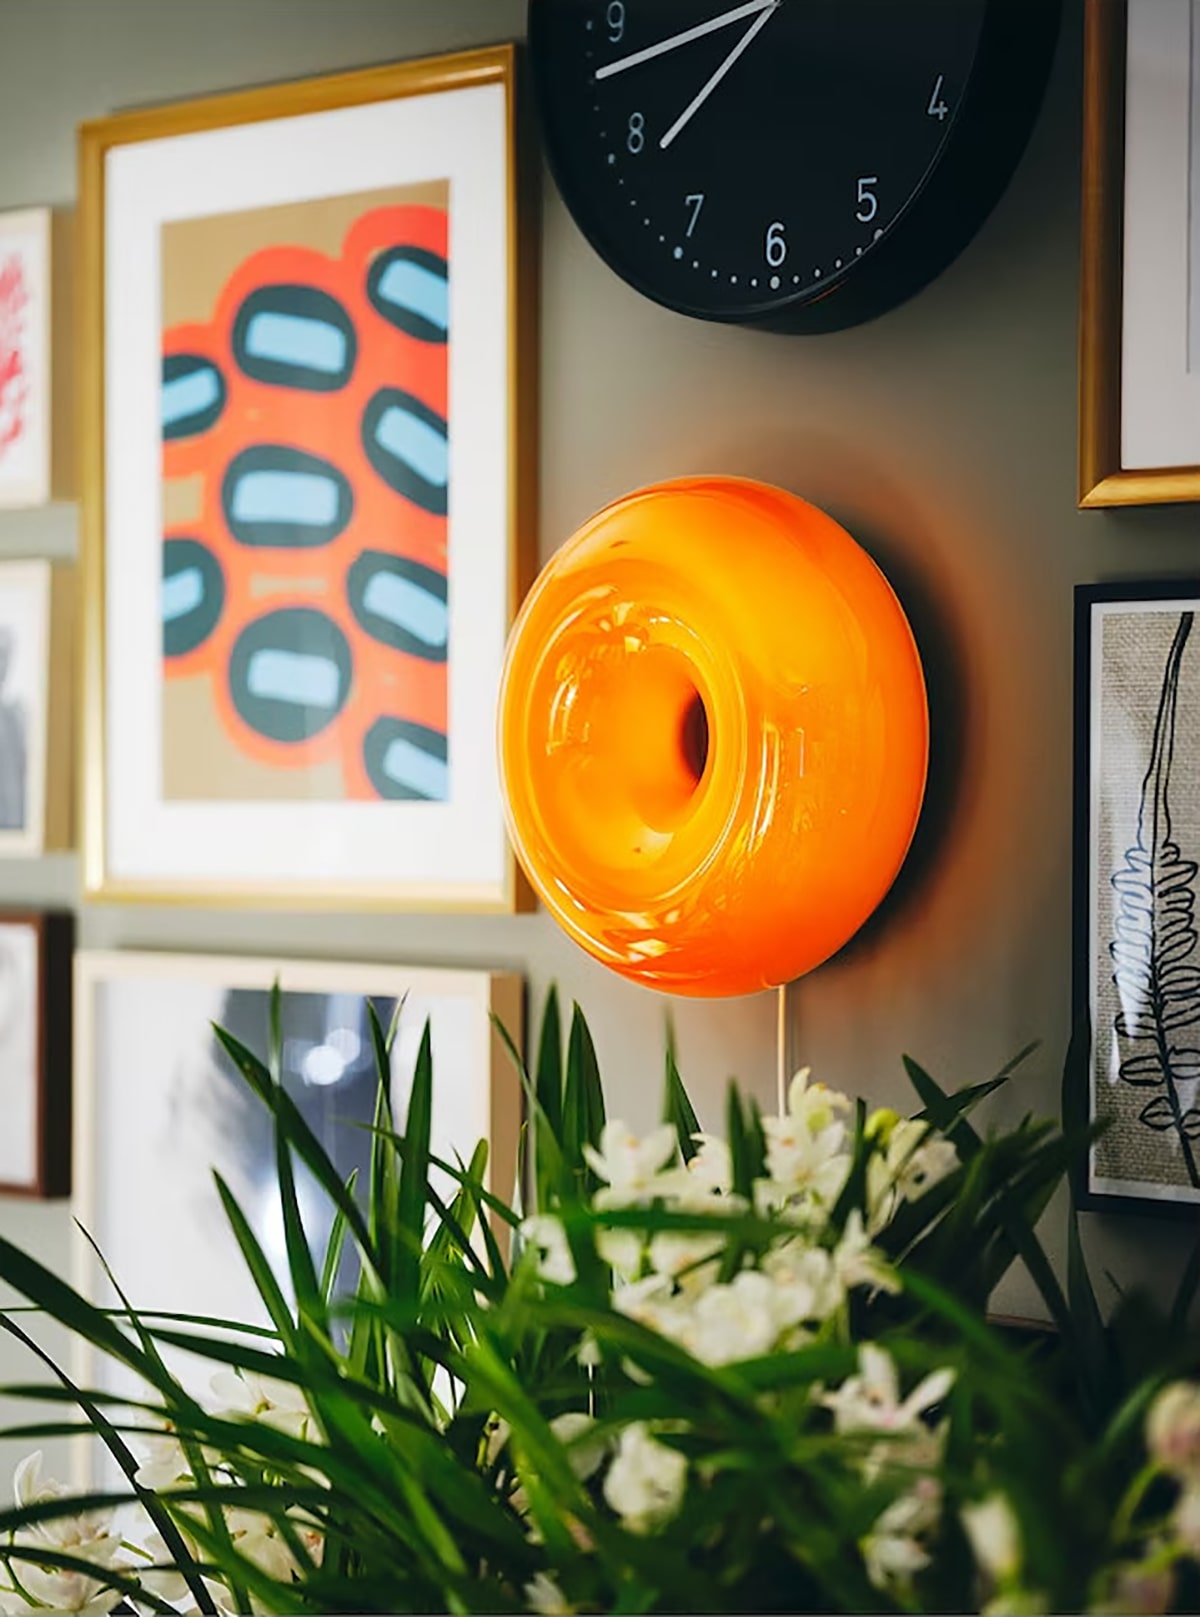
[1147, 1382, 1200, 1480]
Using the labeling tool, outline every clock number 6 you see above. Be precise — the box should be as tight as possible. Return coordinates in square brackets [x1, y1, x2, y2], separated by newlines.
[765, 220, 787, 267]
[856, 177, 878, 224]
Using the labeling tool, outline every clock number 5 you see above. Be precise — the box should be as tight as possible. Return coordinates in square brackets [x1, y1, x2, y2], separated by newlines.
[765, 220, 787, 267]
[855, 177, 878, 224]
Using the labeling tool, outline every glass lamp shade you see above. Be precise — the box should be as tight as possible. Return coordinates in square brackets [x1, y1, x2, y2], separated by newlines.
[498, 477, 928, 997]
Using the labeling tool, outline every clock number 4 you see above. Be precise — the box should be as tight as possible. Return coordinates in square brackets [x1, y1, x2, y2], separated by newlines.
[855, 177, 878, 224]
[927, 72, 949, 119]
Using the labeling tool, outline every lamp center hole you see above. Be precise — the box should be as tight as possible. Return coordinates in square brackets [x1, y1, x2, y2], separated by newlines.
[680, 690, 709, 786]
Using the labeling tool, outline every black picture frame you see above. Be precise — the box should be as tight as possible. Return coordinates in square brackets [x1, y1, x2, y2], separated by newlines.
[1073, 581, 1200, 1219]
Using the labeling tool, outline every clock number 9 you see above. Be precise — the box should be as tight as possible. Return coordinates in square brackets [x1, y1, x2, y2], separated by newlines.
[627, 111, 645, 153]
[856, 177, 879, 223]
[765, 220, 787, 267]
[606, 2, 625, 43]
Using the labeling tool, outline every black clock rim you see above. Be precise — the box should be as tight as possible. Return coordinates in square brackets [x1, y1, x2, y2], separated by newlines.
[528, 0, 1062, 334]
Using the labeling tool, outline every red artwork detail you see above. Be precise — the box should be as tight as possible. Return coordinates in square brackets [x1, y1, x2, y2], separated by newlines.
[0, 254, 29, 463]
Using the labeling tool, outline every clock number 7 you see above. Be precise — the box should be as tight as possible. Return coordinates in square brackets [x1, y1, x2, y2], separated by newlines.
[684, 193, 705, 237]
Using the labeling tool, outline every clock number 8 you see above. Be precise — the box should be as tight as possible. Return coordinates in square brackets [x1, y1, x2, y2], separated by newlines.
[627, 111, 645, 154]
[606, 2, 625, 43]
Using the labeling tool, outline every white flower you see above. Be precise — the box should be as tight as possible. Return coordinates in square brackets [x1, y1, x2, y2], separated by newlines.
[785, 1068, 852, 1134]
[822, 1344, 955, 1437]
[762, 1240, 842, 1328]
[583, 1122, 676, 1202]
[522, 1214, 577, 1285]
[867, 1121, 958, 1229]
[594, 1219, 644, 1283]
[684, 1134, 732, 1194]
[549, 1412, 606, 1482]
[525, 1571, 574, 1614]
[225, 1506, 299, 1583]
[1147, 1381, 1200, 1481]
[1174, 1482, 1200, 1553]
[0, 1452, 127, 1614]
[762, 1112, 848, 1206]
[1090, 1557, 1175, 1616]
[833, 1210, 900, 1296]
[211, 1368, 317, 1443]
[962, 1493, 1022, 1584]
[684, 1270, 779, 1366]
[603, 1423, 686, 1534]
[133, 1426, 194, 1492]
[861, 1529, 930, 1590]
[874, 1474, 943, 1539]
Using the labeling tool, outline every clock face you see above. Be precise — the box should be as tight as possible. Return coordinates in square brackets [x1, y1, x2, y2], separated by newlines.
[529, 0, 1049, 330]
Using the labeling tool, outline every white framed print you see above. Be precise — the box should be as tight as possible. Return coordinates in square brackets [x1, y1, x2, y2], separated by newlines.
[0, 207, 72, 509]
[72, 949, 523, 1479]
[0, 559, 73, 856]
[0, 912, 72, 1198]
[1080, 0, 1200, 505]
[78, 48, 535, 909]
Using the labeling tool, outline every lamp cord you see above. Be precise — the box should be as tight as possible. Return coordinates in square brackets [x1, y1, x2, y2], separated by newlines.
[776, 980, 790, 1116]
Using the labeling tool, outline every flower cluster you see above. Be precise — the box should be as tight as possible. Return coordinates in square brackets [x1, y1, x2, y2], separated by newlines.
[0, 1373, 324, 1616]
[521, 1067, 962, 1594]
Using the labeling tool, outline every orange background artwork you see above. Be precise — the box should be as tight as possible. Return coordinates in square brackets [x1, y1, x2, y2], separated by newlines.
[160, 183, 450, 803]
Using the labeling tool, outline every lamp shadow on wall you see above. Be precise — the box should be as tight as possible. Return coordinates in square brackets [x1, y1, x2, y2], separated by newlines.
[832, 516, 968, 966]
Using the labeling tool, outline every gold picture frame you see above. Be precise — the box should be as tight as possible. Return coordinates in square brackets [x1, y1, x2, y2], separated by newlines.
[78, 47, 536, 909]
[1080, 0, 1200, 507]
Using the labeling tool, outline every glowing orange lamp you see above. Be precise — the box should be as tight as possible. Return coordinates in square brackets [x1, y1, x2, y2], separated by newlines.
[498, 477, 928, 998]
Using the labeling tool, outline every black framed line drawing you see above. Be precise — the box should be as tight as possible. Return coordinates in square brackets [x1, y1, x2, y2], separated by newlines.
[1074, 581, 1200, 1214]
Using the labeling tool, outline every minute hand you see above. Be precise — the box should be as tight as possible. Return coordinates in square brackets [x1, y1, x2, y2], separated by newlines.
[594, 0, 776, 81]
[659, 2, 778, 150]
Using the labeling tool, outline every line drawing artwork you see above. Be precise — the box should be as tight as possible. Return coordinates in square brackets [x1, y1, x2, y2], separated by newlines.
[1109, 610, 1200, 1187]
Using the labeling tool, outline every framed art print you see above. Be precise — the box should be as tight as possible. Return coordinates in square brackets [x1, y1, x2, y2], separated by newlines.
[1080, 0, 1200, 506]
[0, 912, 72, 1199]
[1074, 582, 1200, 1213]
[79, 48, 535, 909]
[0, 559, 73, 856]
[0, 207, 72, 509]
[72, 950, 522, 1475]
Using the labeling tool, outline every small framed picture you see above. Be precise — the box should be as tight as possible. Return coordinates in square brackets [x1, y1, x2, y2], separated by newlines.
[0, 912, 72, 1199]
[79, 47, 534, 910]
[72, 950, 522, 1474]
[1074, 582, 1200, 1213]
[0, 560, 73, 856]
[1080, 0, 1200, 506]
[0, 207, 72, 509]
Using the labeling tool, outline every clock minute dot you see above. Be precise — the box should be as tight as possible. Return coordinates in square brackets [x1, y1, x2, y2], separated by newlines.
[856, 246, 863, 256]
[770, 275, 780, 289]
[874, 228, 883, 240]
[673, 246, 683, 259]
[814, 268, 821, 278]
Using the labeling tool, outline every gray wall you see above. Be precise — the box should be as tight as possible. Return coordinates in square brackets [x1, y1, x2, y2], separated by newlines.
[0, 0, 1194, 1475]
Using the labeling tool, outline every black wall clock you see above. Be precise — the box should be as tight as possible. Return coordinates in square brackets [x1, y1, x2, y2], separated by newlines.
[528, 0, 1061, 332]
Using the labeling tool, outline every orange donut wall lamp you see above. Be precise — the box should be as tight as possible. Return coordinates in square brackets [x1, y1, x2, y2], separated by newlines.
[497, 478, 929, 998]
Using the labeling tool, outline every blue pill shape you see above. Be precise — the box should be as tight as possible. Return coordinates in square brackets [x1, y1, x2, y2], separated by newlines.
[162, 353, 226, 440]
[222, 445, 353, 548]
[163, 537, 225, 658]
[363, 717, 448, 801]
[228, 607, 353, 744]
[347, 550, 447, 662]
[232, 284, 357, 392]
[367, 246, 449, 344]
[362, 389, 448, 517]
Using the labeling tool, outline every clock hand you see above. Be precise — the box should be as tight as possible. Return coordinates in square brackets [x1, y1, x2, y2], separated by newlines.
[594, 0, 776, 81]
[660, 1, 779, 150]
